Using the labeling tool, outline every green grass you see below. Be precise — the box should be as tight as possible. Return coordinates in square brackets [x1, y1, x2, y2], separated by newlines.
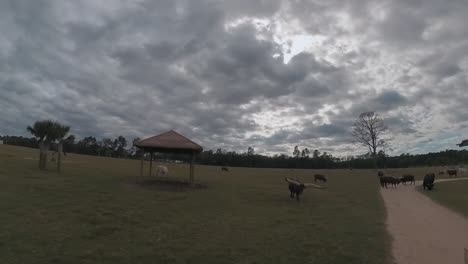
[420, 180, 468, 218]
[0, 145, 390, 264]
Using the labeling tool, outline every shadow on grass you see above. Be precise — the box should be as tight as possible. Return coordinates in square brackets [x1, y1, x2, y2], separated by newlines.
[127, 177, 207, 192]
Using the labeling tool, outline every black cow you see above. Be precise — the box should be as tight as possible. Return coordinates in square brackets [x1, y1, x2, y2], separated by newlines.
[221, 167, 229, 172]
[447, 169, 457, 178]
[314, 174, 327, 183]
[286, 178, 306, 201]
[423, 173, 435, 190]
[380, 176, 400, 188]
[378, 171, 384, 177]
[400, 175, 415, 185]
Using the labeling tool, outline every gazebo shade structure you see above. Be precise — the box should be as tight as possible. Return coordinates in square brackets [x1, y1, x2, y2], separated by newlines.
[458, 139, 468, 147]
[135, 130, 203, 182]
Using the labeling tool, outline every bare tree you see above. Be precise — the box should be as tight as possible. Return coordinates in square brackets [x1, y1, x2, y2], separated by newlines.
[352, 112, 388, 158]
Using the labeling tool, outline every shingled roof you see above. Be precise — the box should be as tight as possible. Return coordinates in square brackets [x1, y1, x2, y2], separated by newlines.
[457, 139, 468, 147]
[135, 130, 203, 153]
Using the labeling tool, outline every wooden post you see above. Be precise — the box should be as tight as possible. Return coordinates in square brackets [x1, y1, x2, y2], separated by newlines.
[149, 152, 153, 177]
[140, 150, 144, 180]
[57, 142, 62, 173]
[189, 152, 195, 183]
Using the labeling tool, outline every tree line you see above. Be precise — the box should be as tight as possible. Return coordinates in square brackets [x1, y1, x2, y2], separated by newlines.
[2, 134, 467, 169]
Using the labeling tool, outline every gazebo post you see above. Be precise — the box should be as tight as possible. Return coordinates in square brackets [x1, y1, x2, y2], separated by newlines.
[189, 151, 195, 183]
[149, 152, 153, 177]
[140, 150, 144, 180]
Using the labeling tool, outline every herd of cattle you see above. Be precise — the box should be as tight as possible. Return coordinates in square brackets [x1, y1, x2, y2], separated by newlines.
[378, 168, 465, 190]
[378, 171, 416, 188]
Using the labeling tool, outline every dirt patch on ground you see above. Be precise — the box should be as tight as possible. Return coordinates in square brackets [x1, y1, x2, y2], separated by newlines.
[381, 178, 468, 264]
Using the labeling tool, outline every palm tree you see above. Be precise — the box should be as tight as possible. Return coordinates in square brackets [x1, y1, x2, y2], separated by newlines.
[27, 120, 54, 169]
[27, 120, 72, 171]
[49, 122, 71, 172]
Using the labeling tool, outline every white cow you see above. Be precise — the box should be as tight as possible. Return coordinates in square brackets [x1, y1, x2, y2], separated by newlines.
[459, 167, 466, 175]
[156, 165, 169, 177]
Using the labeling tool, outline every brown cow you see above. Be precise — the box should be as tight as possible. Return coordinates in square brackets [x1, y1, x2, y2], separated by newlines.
[447, 169, 457, 178]
[314, 174, 327, 183]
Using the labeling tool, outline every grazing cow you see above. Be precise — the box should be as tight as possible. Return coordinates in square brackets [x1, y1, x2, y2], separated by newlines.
[156, 165, 168, 177]
[400, 174, 415, 185]
[423, 173, 435, 190]
[447, 169, 458, 178]
[380, 176, 400, 188]
[314, 174, 327, 183]
[221, 167, 229, 172]
[285, 178, 306, 201]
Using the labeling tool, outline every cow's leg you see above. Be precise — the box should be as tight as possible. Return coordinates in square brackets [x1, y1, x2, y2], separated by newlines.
[296, 193, 300, 201]
[290, 191, 294, 198]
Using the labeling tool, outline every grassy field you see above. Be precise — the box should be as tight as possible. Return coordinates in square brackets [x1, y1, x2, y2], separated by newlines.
[420, 180, 468, 218]
[0, 145, 393, 264]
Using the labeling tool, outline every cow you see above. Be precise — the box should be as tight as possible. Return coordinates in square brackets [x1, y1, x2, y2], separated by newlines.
[380, 176, 400, 188]
[458, 168, 466, 175]
[447, 169, 457, 178]
[438, 170, 445, 175]
[221, 167, 229, 172]
[423, 173, 435, 190]
[378, 171, 384, 177]
[400, 174, 415, 185]
[314, 174, 327, 183]
[285, 178, 306, 201]
[156, 165, 168, 177]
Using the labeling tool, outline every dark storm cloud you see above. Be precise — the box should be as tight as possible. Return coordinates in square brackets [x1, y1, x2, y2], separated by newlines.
[1, 0, 467, 156]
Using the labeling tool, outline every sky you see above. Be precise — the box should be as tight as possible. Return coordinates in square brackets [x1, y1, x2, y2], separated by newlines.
[1, 0, 468, 156]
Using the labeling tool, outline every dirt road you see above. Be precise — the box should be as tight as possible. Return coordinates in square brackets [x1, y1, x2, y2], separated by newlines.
[381, 178, 468, 264]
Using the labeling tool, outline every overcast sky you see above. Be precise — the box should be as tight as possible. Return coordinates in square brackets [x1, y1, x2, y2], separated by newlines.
[1, 0, 468, 156]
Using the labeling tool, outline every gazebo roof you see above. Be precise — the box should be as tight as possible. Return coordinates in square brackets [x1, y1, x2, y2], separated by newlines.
[458, 139, 468, 147]
[135, 130, 203, 153]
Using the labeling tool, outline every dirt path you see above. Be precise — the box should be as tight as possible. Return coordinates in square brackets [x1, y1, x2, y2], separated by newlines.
[381, 178, 468, 264]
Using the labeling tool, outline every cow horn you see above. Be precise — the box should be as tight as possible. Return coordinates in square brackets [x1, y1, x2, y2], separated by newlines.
[303, 183, 327, 189]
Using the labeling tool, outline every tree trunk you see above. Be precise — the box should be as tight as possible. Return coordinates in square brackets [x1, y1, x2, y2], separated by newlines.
[38, 142, 44, 169]
[57, 141, 63, 172]
[38, 142, 47, 170]
[42, 142, 50, 170]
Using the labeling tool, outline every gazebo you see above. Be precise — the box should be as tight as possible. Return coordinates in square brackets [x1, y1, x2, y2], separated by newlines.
[457, 139, 468, 147]
[135, 130, 203, 182]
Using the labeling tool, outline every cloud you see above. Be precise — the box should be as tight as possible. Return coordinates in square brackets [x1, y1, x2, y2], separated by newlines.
[1, 0, 468, 157]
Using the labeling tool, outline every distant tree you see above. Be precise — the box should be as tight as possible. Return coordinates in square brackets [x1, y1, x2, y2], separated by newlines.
[101, 138, 114, 157]
[113, 136, 127, 157]
[78, 136, 99, 155]
[63, 134, 75, 153]
[377, 150, 387, 168]
[131, 137, 142, 157]
[247, 146, 255, 156]
[301, 148, 310, 158]
[352, 112, 388, 163]
[293, 146, 300, 158]
[215, 148, 223, 155]
[312, 149, 320, 159]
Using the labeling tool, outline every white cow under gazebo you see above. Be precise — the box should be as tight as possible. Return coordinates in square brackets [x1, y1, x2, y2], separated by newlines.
[135, 130, 203, 183]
